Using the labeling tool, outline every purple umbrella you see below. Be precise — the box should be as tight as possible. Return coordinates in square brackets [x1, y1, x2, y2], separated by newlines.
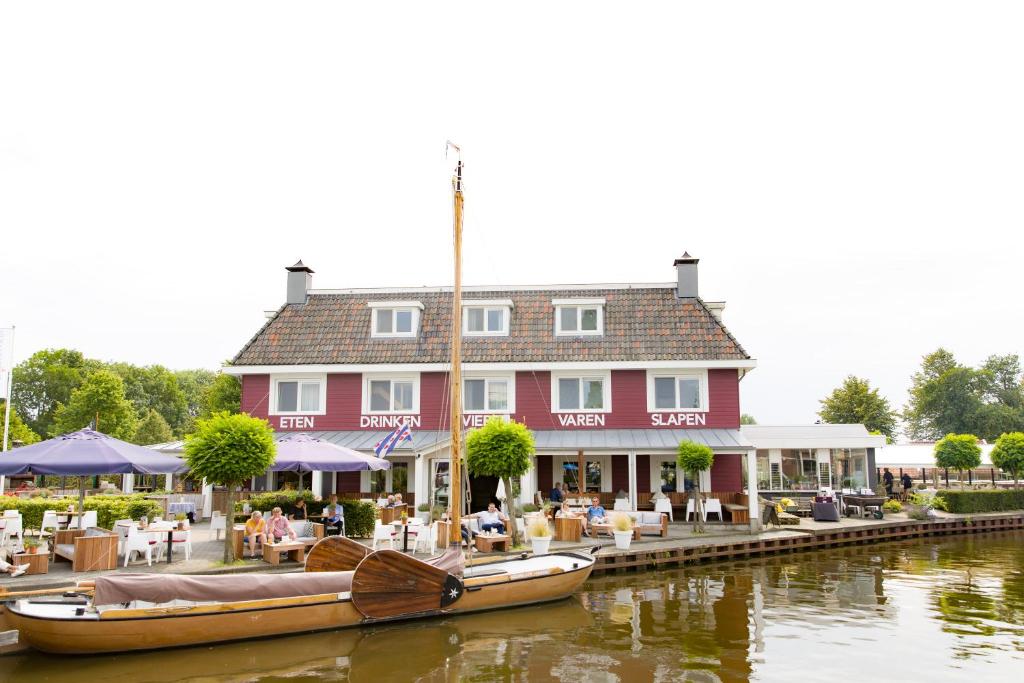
[272, 433, 390, 491]
[0, 428, 188, 526]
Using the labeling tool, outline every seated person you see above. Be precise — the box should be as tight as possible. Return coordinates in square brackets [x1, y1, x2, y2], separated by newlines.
[265, 507, 297, 543]
[323, 495, 344, 534]
[556, 501, 588, 536]
[244, 511, 266, 557]
[0, 558, 28, 577]
[385, 495, 397, 508]
[550, 484, 564, 505]
[586, 496, 607, 529]
[393, 493, 404, 506]
[468, 502, 508, 535]
[290, 497, 308, 521]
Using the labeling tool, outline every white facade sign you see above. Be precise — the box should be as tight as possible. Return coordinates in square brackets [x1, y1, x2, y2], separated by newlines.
[557, 413, 606, 427]
[463, 414, 508, 428]
[278, 416, 315, 429]
[360, 415, 422, 429]
[650, 412, 707, 427]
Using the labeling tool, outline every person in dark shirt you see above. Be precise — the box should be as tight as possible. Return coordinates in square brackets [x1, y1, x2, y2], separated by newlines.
[550, 485, 564, 504]
[901, 472, 913, 496]
[291, 498, 307, 521]
[883, 468, 894, 496]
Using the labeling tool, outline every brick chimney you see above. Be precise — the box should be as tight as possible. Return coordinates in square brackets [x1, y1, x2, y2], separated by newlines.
[285, 260, 314, 305]
[673, 252, 699, 299]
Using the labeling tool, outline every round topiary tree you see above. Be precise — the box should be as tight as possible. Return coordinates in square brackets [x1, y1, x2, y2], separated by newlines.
[991, 432, 1024, 488]
[934, 433, 982, 491]
[184, 412, 276, 562]
[677, 441, 715, 532]
[465, 417, 535, 547]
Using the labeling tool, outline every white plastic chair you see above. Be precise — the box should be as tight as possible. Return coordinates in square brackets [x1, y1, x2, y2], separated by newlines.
[40, 510, 60, 537]
[1, 512, 23, 545]
[371, 519, 395, 550]
[414, 521, 438, 554]
[70, 510, 98, 529]
[655, 498, 673, 522]
[209, 511, 227, 540]
[123, 525, 158, 566]
[685, 499, 696, 522]
[704, 498, 723, 522]
[113, 519, 134, 553]
[167, 529, 192, 561]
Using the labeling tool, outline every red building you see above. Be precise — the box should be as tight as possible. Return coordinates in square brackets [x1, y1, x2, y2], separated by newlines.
[226, 254, 761, 522]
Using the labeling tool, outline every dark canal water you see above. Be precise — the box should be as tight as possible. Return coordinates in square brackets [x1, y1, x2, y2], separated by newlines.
[3, 531, 1023, 682]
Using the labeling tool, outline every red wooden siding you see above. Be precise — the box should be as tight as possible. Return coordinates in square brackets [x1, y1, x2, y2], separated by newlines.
[710, 454, 742, 491]
[636, 453, 651, 493]
[336, 471, 362, 493]
[611, 454, 629, 492]
[706, 369, 740, 429]
[241, 375, 270, 416]
[536, 455, 553, 494]
[419, 372, 451, 431]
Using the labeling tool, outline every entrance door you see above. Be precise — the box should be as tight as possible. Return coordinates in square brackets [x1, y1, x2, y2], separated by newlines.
[468, 475, 499, 513]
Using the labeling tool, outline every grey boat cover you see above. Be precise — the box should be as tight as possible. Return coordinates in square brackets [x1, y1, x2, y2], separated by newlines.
[93, 547, 464, 607]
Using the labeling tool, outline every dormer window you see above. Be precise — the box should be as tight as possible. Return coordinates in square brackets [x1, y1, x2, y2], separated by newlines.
[369, 301, 423, 338]
[462, 299, 512, 336]
[553, 298, 604, 336]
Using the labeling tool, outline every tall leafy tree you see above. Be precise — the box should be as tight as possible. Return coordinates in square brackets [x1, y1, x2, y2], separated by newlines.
[202, 374, 242, 417]
[184, 412, 276, 562]
[991, 432, 1024, 488]
[677, 441, 714, 532]
[0, 400, 42, 449]
[933, 433, 982, 490]
[740, 414, 757, 425]
[11, 348, 100, 436]
[133, 408, 174, 445]
[818, 376, 898, 441]
[465, 417, 535, 547]
[52, 369, 138, 439]
[109, 363, 188, 435]
[174, 369, 218, 421]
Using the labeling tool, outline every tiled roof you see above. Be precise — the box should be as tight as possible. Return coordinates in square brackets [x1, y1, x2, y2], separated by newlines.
[232, 287, 750, 366]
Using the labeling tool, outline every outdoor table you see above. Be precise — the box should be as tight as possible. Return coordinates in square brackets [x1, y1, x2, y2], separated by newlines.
[474, 533, 510, 553]
[554, 515, 583, 542]
[263, 541, 305, 565]
[13, 552, 48, 575]
[842, 495, 886, 517]
[391, 520, 421, 552]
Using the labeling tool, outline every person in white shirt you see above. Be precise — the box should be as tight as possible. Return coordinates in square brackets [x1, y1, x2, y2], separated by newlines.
[467, 502, 508, 534]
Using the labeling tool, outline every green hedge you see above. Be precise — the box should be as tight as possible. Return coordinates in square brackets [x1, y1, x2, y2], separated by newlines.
[938, 489, 1024, 514]
[0, 494, 162, 530]
[234, 490, 376, 538]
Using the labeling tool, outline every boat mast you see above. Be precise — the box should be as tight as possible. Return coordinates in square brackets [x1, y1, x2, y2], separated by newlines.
[447, 141, 464, 546]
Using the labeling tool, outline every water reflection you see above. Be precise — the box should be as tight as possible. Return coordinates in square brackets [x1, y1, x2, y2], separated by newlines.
[3, 531, 1023, 682]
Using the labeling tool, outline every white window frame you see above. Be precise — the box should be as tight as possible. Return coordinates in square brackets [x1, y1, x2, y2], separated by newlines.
[368, 301, 424, 339]
[362, 374, 420, 414]
[269, 374, 327, 415]
[552, 298, 605, 337]
[645, 370, 709, 413]
[551, 370, 612, 414]
[462, 373, 515, 414]
[462, 300, 512, 337]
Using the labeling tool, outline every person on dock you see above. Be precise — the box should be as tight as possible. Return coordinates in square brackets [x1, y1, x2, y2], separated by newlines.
[244, 511, 266, 558]
[883, 468, 894, 497]
[266, 507, 297, 543]
[901, 472, 913, 496]
[586, 496, 607, 534]
[467, 502, 508, 535]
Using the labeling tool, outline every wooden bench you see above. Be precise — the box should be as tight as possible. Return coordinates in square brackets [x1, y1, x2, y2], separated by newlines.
[52, 527, 118, 572]
[723, 503, 749, 524]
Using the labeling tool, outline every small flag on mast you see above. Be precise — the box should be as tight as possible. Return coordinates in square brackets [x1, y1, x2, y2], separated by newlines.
[374, 421, 413, 457]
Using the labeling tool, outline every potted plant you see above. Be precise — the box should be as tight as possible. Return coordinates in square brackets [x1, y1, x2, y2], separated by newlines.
[175, 512, 188, 530]
[526, 517, 552, 555]
[610, 512, 634, 550]
[23, 537, 42, 555]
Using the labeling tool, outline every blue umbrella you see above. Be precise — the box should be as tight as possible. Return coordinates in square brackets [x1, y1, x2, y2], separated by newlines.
[0, 428, 188, 526]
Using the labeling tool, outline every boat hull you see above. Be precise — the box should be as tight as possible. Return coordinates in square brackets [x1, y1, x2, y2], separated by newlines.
[5, 558, 593, 654]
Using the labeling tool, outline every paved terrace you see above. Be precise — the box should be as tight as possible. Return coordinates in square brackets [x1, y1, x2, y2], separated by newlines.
[1, 510, 1013, 593]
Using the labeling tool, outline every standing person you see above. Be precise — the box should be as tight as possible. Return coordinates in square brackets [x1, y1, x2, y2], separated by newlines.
[901, 472, 913, 497]
[244, 511, 266, 558]
[266, 507, 297, 543]
[883, 468, 894, 497]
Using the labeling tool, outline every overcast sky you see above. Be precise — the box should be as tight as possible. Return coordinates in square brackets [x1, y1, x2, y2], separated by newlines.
[1, 2, 1022, 429]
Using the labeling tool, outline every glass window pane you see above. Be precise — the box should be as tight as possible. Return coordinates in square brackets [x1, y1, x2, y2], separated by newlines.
[464, 379, 485, 411]
[678, 379, 700, 409]
[583, 380, 604, 409]
[370, 470, 387, 495]
[581, 308, 598, 331]
[392, 463, 408, 493]
[393, 381, 413, 411]
[487, 380, 508, 410]
[562, 462, 580, 490]
[660, 462, 677, 492]
[277, 381, 297, 412]
[395, 310, 412, 333]
[370, 381, 391, 411]
[559, 307, 577, 332]
[466, 308, 484, 332]
[300, 382, 320, 412]
[486, 308, 503, 332]
[558, 378, 579, 410]
[375, 309, 392, 334]
[585, 461, 601, 492]
[654, 377, 676, 409]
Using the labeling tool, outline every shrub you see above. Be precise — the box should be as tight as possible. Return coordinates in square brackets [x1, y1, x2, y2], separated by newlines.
[610, 512, 634, 533]
[936, 489, 1024, 514]
[0, 494, 161, 529]
[521, 503, 539, 513]
[340, 501, 376, 538]
[237, 490, 319, 516]
[882, 499, 903, 513]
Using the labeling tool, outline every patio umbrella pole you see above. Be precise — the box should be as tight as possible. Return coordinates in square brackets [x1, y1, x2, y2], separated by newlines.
[78, 479, 85, 529]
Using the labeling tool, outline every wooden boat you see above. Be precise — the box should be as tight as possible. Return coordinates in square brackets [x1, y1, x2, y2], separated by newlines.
[2, 148, 599, 655]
